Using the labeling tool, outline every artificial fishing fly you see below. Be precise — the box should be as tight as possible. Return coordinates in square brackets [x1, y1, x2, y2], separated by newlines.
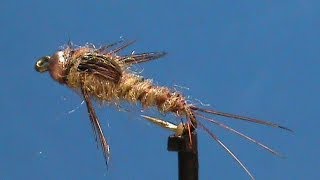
[35, 41, 291, 179]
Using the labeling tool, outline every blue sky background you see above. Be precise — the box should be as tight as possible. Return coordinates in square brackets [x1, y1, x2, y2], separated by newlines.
[1, 1, 319, 180]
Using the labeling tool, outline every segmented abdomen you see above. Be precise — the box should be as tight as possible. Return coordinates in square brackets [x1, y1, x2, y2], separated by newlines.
[67, 69, 188, 116]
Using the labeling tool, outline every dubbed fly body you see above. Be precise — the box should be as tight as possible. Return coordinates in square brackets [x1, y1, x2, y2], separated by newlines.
[35, 41, 291, 179]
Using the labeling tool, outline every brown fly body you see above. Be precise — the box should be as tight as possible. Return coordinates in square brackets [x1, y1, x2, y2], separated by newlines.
[35, 41, 291, 179]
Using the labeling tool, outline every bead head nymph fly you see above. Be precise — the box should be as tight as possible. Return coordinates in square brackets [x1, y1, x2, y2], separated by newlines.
[35, 41, 292, 180]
